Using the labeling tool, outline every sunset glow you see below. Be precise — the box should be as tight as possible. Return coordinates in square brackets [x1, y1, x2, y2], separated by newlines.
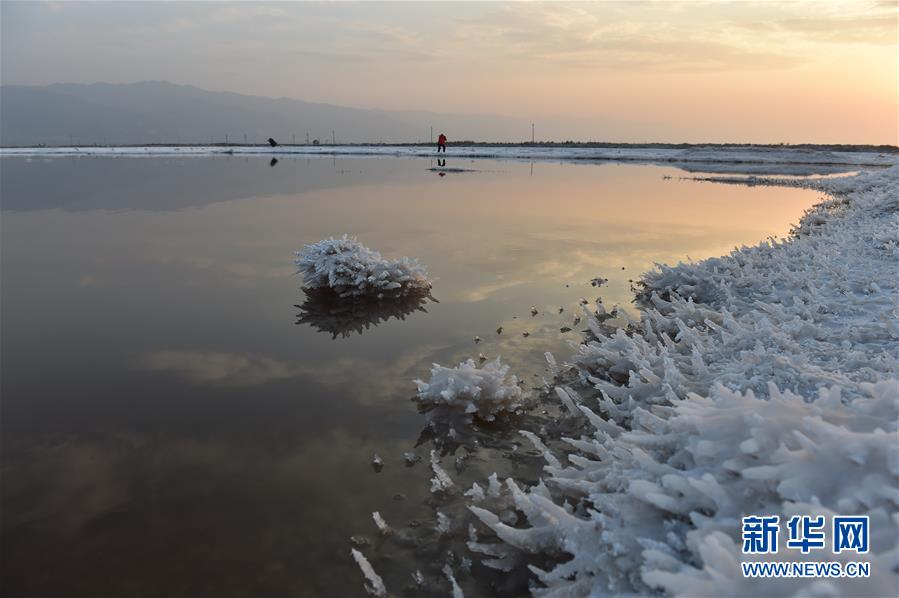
[2, 1, 896, 143]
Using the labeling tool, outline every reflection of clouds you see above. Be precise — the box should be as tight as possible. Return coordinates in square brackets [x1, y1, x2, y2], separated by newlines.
[141, 253, 287, 281]
[130, 335, 566, 417]
[0, 430, 406, 534]
[452, 230, 707, 304]
[136, 351, 295, 386]
[449, 217, 782, 305]
[462, 277, 527, 302]
[0, 427, 434, 596]
[132, 346, 452, 405]
[1, 440, 132, 536]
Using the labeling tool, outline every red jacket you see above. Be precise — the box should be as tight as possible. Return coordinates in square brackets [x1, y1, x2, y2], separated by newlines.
[438, 134, 447, 144]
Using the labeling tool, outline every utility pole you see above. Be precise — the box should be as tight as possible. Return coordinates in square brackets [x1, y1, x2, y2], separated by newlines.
[293, 134, 296, 145]
[306, 131, 310, 144]
[531, 123, 535, 143]
[244, 133, 247, 145]
[331, 130, 335, 144]
[430, 126, 433, 144]
[225, 134, 229, 144]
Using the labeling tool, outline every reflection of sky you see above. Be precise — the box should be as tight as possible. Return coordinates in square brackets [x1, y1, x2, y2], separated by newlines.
[0, 157, 820, 596]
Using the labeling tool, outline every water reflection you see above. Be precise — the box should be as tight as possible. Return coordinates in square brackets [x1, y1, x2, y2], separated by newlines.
[428, 157, 478, 175]
[413, 409, 534, 458]
[0, 156, 824, 597]
[295, 287, 436, 339]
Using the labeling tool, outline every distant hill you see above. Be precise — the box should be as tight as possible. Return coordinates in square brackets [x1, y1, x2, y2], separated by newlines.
[0, 81, 532, 146]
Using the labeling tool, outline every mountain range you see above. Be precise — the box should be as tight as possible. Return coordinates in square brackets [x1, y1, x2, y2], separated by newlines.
[0, 81, 534, 146]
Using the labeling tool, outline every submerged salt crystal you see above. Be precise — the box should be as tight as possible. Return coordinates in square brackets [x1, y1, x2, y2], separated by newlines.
[371, 454, 383, 472]
[350, 549, 387, 597]
[372, 511, 391, 536]
[411, 570, 424, 586]
[429, 450, 454, 493]
[443, 564, 465, 598]
[435, 511, 451, 534]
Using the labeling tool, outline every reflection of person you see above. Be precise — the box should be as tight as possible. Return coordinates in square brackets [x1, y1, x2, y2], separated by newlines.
[437, 158, 445, 167]
[437, 133, 447, 153]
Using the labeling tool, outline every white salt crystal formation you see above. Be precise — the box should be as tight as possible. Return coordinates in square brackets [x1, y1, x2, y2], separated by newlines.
[469, 166, 899, 597]
[414, 357, 527, 422]
[295, 235, 431, 298]
[429, 449, 455, 494]
[372, 511, 391, 536]
[350, 549, 387, 597]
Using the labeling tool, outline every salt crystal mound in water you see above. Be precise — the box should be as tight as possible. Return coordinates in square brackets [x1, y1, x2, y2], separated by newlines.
[469, 165, 899, 596]
[295, 235, 431, 299]
[414, 357, 528, 422]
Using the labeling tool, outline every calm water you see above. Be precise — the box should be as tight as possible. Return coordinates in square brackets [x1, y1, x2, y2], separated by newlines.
[0, 156, 820, 597]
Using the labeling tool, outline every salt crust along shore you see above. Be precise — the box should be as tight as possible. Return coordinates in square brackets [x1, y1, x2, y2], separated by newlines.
[349, 164, 898, 596]
[466, 165, 898, 596]
[2, 145, 894, 172]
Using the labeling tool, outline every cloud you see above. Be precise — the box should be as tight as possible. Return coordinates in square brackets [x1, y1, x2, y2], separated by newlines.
[448, 2, 803, 72]
[125, 3, 288, 36]
[745, 14, 898, 45]
[210, 4, 287, 23]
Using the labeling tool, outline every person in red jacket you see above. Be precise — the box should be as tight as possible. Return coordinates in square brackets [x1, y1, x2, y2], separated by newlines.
[437, 133, 447, 153]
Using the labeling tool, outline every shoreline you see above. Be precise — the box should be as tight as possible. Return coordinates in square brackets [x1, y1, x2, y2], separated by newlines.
[354, 166, 898, 596]
[463, 165, 898, 595]
[1, 144, 894, 165]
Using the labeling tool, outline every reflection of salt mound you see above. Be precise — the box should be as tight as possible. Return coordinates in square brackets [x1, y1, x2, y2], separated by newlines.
[295, 288, 433, 339]
[295, 236, 431, 298]
[414, 358, 527, 422]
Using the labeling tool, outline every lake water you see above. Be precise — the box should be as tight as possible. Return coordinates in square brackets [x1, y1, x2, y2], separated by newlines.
[0, 156, 821, 597]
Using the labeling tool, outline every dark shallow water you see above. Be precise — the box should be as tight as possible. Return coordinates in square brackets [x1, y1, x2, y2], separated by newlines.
[0, 156, 819, 597]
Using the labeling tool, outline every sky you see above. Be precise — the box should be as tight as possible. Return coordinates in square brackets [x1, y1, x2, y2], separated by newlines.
[1, 1, 896, 144]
